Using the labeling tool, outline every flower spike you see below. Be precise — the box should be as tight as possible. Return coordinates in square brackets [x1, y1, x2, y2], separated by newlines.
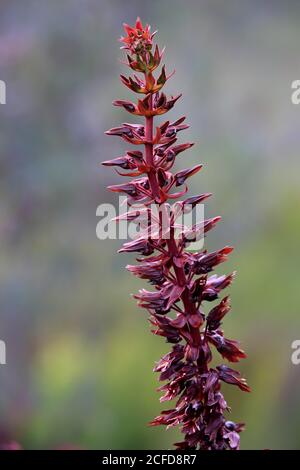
[103, 18, 249, 450]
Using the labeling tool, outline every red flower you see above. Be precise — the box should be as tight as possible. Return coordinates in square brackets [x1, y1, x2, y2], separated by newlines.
[120, 17, 154, 54]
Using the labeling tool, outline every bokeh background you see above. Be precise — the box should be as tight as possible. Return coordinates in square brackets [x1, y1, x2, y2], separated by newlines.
[0, 0, 300, 450]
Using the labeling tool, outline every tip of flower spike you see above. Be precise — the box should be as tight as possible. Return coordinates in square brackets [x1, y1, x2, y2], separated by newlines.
[120, 18, 153, 53]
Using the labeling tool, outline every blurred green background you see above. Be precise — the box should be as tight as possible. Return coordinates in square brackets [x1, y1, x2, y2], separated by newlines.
[0, 0, 300, 450]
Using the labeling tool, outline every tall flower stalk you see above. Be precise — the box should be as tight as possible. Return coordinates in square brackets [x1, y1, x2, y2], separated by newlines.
[104, 18, 250, 450]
